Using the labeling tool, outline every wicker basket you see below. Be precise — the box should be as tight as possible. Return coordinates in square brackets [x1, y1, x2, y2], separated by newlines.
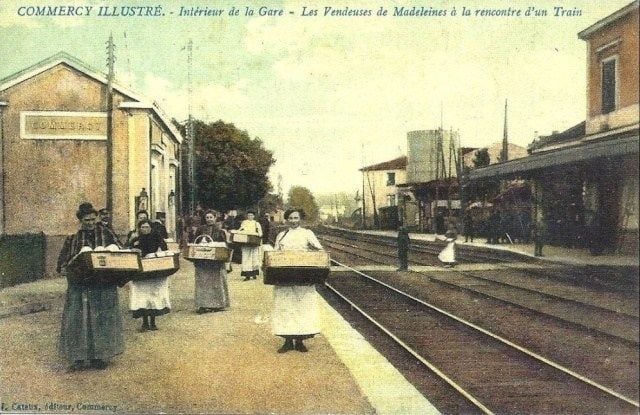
[263, 250, 330, 285]
[185, 235, 231, 262]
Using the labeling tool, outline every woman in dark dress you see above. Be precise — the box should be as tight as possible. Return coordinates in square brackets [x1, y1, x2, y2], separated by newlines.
[126, 219, 171, 331]
[57, 202, 124, 371]
[193, 210, 231, 313]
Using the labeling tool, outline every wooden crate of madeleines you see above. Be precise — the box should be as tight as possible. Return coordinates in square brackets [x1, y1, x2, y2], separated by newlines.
[230, 233, 262, 246]
[135, 252, 181, 280]
[262, 250, 331, 285]
[67, 247, 142, 283]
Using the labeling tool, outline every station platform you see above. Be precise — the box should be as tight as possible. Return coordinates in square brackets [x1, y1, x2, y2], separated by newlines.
[343, 227, 639, 268]
[0, 261, 440, 415]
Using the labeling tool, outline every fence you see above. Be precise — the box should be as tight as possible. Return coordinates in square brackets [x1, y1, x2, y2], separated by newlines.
[0, 233, 46, 288]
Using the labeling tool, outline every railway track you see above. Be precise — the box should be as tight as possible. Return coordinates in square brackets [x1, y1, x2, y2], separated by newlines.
[318, 231, 639, 344]
[424, 270, 639, 344]
[323, 261, 639, 414]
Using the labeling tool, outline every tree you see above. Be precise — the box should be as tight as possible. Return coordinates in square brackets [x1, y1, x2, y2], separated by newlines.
[258, 193, 284, 216]
[179, 120, 275, 212]
[466, 149, 499, 204]
[287, 186, 319, 222]
[472, 148, 491, 168]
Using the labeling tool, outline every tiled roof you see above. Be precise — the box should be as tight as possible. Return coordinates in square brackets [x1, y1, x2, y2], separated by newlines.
[360, 156, 407, 171]
[0, 51, 183, 143]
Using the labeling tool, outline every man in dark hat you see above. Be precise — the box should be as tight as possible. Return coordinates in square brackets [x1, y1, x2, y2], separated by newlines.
[98, 208, 121, 245]
[57, 202, 125, 371]
[98, 208, 112, 228]
[259, 213, 271, 245]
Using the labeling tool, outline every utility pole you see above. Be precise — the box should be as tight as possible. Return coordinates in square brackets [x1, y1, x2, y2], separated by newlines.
[123, 31, 132, 87]
[361, 143, 366, 229]
[455, 129, 465, 209]
[105, 33, 115, 213]
[500, 98, 509, 194]
[186, 39, 196, 215]
[501, 98, 509, 163]
[447, 127, 454, 215]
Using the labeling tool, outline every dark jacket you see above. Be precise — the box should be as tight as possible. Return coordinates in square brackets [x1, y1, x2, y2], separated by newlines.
[127, 232, 168, 256]
[195, 224, 226, 243]
[57, 226, 122, 273]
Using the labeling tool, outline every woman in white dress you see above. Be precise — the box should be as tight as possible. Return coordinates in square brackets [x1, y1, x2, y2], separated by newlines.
[437, 223, 458, 268]
[272, 208, 324, 353]
[238, 211, 263, 281]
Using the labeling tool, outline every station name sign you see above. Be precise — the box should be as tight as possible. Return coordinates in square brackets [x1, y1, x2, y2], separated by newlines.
[21, 111, 107, 140]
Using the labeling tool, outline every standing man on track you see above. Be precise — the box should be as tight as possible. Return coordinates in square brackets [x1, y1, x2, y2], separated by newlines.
[397, 225, 410, 271]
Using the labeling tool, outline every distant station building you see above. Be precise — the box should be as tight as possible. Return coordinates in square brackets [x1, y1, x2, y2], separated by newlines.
[0, 52, 183, 279]
[468, 1, 639, 254]
[359, 156, 407, 229]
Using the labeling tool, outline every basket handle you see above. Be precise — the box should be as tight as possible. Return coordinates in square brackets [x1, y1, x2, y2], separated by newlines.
[194, 234, 214, 244]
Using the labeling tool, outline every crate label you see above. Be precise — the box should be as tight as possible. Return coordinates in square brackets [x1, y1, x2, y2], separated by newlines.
[264, 251, 330, 267]
[141, 256, 177, 272]
[187, 246, 230, 261]
[89, 252, 140, 269]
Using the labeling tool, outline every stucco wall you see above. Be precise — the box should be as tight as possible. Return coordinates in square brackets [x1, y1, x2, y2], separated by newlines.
[363, 168, 407, 218]
[1, 65, 109, 236]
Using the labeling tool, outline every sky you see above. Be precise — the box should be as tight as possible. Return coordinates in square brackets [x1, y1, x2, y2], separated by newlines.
[0, 0, 634, 198]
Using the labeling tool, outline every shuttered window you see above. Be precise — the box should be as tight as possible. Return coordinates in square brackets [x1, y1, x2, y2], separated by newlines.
[601, 59, 616, 114]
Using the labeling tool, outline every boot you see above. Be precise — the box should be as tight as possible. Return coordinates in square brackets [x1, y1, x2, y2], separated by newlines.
[140, 316, 150, 331]
[68, 360, 85, 372]
[90, 359, 108, 370]
[277, 338, 294, 353]
[294, 339, 308, 352]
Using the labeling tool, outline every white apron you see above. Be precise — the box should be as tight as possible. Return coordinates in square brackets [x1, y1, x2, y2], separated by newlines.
[271, 227, 324, 336]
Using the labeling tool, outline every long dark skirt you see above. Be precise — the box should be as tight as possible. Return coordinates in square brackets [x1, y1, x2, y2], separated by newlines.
[194, 261, 230, 309]
[59, 282, 124, 363]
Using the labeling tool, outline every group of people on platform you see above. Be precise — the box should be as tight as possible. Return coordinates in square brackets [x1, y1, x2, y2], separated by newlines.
[56, 202, 321, 371]
[457, 207, 532, 246]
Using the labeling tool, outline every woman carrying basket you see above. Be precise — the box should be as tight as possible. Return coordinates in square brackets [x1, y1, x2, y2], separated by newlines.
[238, 211, 263, 281]
[193, 210, 230, 314]
[272, 208, 324, 353]
[126, 219, 171, 331]
[56, 202, 124, 371]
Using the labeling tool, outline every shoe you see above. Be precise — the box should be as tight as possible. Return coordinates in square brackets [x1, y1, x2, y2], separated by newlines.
[294, 340, 308, 353]
[68, 361, 84, 372]
[149, 324, 158, 331]
[90, 359, 108, 370]
[140, 323, 150, 331]
[243, 277, 251, 281]
[277, 340, 294, 353]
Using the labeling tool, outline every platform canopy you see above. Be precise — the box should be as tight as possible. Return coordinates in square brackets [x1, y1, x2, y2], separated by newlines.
[467, 127, 638, 181]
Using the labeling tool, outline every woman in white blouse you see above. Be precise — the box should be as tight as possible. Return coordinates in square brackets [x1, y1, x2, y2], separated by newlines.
[272, 208, 323, 353]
